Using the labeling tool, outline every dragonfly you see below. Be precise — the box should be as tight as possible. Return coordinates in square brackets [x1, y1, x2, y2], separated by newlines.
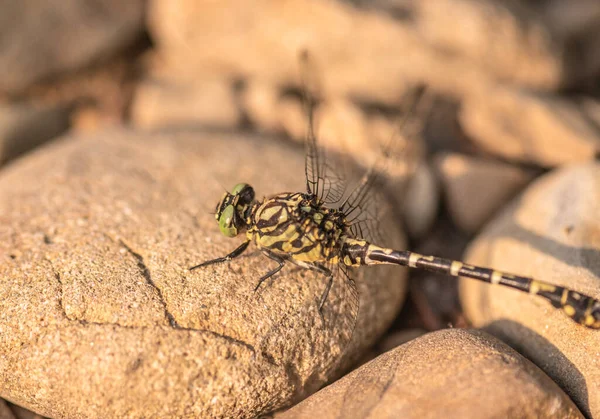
[189, 80, 600, 341]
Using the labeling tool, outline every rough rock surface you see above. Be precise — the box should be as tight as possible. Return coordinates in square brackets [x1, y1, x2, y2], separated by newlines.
[460, 163, 600, 418]
[0, 129, 407, 418]
[434, 152, 535, 234]
[0, 0, 145, 94]
[278, 329, 584, 419]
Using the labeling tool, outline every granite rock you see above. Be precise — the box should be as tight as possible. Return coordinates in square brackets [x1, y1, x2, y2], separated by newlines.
[279, 329, 584, 419]
[0, 129, 407, 418]
[460, 163, 600, 417]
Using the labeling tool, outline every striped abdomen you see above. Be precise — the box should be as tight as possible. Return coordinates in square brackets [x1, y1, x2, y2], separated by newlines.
[341, 238, 600, 329]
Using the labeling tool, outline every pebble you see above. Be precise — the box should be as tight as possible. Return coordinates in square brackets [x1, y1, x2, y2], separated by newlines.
[147, 0, 505, 103]
[434, 152, 535, 234]
[0, 400, 16, 419]
[0, 1, 145, 94]
[460, 86, 600, 167]
[131, 76, 241, 129]
[416, 0, 562, 89]
[278, 329, 584, 419]
[0, 102, 70, 166]
[460, 162, 600, 418]
[403, 161, 439, 239]
[0, 129, 406, 418]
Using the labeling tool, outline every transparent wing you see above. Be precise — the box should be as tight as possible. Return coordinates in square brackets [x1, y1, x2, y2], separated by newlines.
[301, 52, 347, 205]
[303, 94, 348, 204]
[317, 262, 360, 376]
[341, 86, 431, 245]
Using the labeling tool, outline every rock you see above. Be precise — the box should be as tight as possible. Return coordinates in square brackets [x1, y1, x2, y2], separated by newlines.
[460, 86, 600, 167]
[147, 0, 508, 104]
[460, 163, 600, 418]
[0, 400, 16, 419]
[540, 0, 600, 37]
[376, 328, 426, 353]
[131, 76, 241, 129]
[316, 99, 375, 169]
[241, 80, 284, 134]
[243, 85, 427, 223]
[148, 0, 600, 104]
[278, 329, 584, 419]
[416, 0, 562, 89]
[434, 152, 535, 234]
[417, 0, 600, 89]
[278, 96, 307, 141]
[0, 102, 71, 166]
[5, 402, 46, 419]
[537, 0, 600, 84]
[243, 89, 377, 166]
[148, 0, 413, 103]
[403, 161, 439, 239]
[17, 55, 140, 135]
[0, 129, 407, 418]
[0, 0, 145, 94]
[581, 97, 600, 128]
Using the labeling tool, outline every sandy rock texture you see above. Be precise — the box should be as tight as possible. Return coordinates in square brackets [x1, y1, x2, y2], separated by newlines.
[2, 1, 600, 417]
[0, 129, 407, 418]
[460, 163, 600, 418]
[278, 329, 584, 419]
[0, 0, 145, 94]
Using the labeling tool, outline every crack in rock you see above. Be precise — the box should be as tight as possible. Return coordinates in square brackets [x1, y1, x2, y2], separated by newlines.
[44, 239, 261, 358]
[118, 239, 181, 328]
[54, 271, 68, 319]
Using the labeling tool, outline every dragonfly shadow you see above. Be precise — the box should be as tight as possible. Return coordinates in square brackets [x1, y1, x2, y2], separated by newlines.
[483, 319, 590, 418]
[490, 215, 600, 280]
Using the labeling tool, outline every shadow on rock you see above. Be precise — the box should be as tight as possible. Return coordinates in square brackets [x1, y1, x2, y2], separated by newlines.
[484, 319, 590, 418]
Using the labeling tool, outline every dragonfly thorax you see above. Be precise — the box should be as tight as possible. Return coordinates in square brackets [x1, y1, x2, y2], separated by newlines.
[249, 192, 348, 264]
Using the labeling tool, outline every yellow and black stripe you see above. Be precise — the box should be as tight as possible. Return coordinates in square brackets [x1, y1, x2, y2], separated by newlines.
[193, 184, 600, 332]
[341, 238, 600, 329]
[248, 192, 346, 264]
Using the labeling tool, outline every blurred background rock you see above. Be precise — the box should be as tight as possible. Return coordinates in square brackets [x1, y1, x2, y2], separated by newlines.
[1, 0, 599, 417]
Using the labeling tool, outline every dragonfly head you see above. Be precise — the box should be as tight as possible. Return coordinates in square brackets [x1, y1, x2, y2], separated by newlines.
[215, 183, 255, 237]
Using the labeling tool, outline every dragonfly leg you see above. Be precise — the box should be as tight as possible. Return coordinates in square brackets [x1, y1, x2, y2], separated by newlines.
[254, 251, 286, 291]
[305, 263, 334, 317]
[189, 240, 250, 271]
[318, 273, 334, 314]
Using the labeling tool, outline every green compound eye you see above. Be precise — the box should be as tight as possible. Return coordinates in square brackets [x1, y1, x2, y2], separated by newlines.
[232, 183, 249, 194]
[218, 205, 238, 237]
